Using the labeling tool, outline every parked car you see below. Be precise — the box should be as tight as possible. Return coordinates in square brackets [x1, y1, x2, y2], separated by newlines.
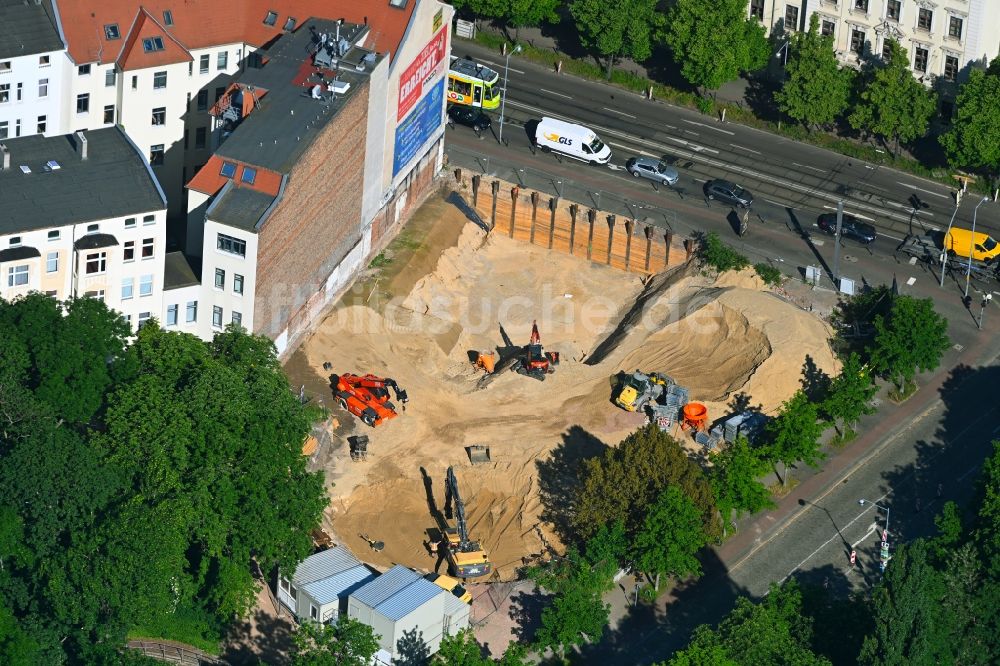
[816, 213, 877, 244]
[625, 156, 679, 186]
[447, 105, 491, 132]
[704, 179, 753, 208]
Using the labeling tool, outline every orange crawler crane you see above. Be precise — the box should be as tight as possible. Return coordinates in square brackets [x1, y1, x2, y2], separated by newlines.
[332, 373, 408, 427]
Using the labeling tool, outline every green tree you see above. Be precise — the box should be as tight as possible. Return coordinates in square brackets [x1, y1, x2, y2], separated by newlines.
[434, 630, 529, 666]
[290, 616, 380, 666]
[710, 436, 774, 531]
[940, 65, 1000, 185]
[573, 425, 720, 542]
[666, 581, 829, 665]
[630, 487, 708, 587]
[584, 520, 627, 580]
[774, 14, 853, 129]
[451, 0, 561, 40]
[533, 573, 610, 660]
[821, 352, 877, 436]
[869, 295, 949, 392]
[849, 39, 937, 155]
[570, 0, 664, 79]
[665, 0, 769, 92]
[761, 391, 825, 487]
[974, 440, 1000, 577]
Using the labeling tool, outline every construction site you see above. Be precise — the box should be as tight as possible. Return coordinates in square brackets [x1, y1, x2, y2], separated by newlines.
[285, 185, 839, 581]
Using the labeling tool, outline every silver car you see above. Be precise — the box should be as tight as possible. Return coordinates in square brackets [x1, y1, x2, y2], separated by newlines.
[626, 156, 679, 186]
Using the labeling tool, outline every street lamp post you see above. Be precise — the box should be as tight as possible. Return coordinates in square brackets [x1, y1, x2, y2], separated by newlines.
[964, 196, 991, 299]
[498, 44, 522, 145]
[939, 200, 960, 288]
[858, 499, 891, 572]
[979, 293, 993, 329]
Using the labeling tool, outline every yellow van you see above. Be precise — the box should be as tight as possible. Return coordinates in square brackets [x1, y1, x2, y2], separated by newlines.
[945, 227, 1000, 264]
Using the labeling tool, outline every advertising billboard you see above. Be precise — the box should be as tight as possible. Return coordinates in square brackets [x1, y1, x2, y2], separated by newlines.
[397, 27, 448, 122]
[393, 79, 443, 177]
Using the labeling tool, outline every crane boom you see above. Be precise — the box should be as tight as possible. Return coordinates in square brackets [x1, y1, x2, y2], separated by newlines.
[445, 466, 470, 548]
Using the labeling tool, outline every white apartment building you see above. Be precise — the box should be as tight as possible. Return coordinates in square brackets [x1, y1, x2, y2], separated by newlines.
[0, 127, 168, 331]
[751, 0, 1000, 103]
[0, 0, 70, 141]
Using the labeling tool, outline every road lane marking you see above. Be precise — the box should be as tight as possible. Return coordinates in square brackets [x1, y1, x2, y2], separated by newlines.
[684, 130, 699, 136]
[906, 276, 916, 286]
[603, 107, 637, 119]
[607, 141, 656, 157]
[884, 200, 935, 216]
[793, 162, 827, 174]
[897, 181, 949, 198]
[820, 205, 875, 221]
[682, 118, 735, 135]
[478, 59, 525, 74]
[539, 88, 572, 99]
[663, 135, 719, 154]
[730, 143, 762, 155]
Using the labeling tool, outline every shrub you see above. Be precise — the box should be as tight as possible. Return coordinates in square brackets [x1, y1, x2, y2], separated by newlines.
[753, 263, 783, 286]
[699, 232, 750, 273]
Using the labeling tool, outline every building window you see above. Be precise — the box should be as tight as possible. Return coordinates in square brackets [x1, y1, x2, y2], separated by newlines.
[886, 0, 900, 21]
[48, 230, 60, 240]
[85, 251, 107, 275]
[854, 0, 868, 11]
[37, 78, 48, 98]
[263, 10, 278, 26]
[231, 311, 242, 326]
[0, 84, 9, 104]
[821, 19, 835, 37]
[212, 305, 223, 328]
[949, 16, 963, 39]
[241, 167, 256, 185]
[143, 214, 155, 226]
[0, 121, 6, 139]
[142, 36, 165, 52]
[152, 107, 166, 126]
[105, 68, 116, 87]
[279, 578, 291, 594]
[87, 223, 99, 234]
[84, 290, 105, 301]
[125, 219, 138, 231]
[132, 75, 138, 90]
[917, 8, 932, 31]
[105, 24, 120, 40]
[220, 161, 237, 177]
[214, 267, 225, 289]
[233, 273, 244, 294]
[7, 265, 28, 287]
[39, 55, 49, 66]
[46, 252, 58, 273]
[283, 17, 297, 31]
[186, 301, 198, 322]
[150, 144, 164, 166]
[195, 127, 206, 149]
[9, 236, 21, 247]
[121, 277, 134, 300]
[0, 60, 9, 72]
[749, 0, 764, 20]
[13, 119, 19, 136]
[882, 41, 892, 60]
[197, 90, 208, 111]
[123, 240, 135, 262]
[215, 86, 225, 102]
[217, 233, 246, 257]
[309, 604, 318, 620]
[78, 64, 91, 76]
[139, 274, 153, 296]
[163, 10, 174, 26]
[141, 237, 154, 259]
[785, 5, 799, 30]
[153, 71, 167, 89]
[15, 83, 21, 101]
[199, 54, 210, 74]
[137, 312, 151, 328]
[914, 46, 928, 72]
[104, 105, 115, 124]
[45, 290, 57, 298]
[944, 55, 959, 81]
[77, 93, 90, 114]
[166, 303, 178, 326]
[850, 28, 865, 54]
[217, 51, 228, 69]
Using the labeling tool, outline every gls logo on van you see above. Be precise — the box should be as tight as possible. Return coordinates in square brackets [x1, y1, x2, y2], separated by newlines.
[543, 132, 573, 146]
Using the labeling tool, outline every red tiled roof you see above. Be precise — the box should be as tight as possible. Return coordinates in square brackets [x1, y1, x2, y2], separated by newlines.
[115, 8, 192, 70]
[58, 0, 416, 69]
[208, 83, 269, 119]
[187, 155, 283, 197]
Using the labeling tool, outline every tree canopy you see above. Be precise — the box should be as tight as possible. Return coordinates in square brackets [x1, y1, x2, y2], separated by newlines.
[710, 436, 775, 527]
[940, 65, 1000, 182]
[290, 616, 381, 666]
[452, 0, 561, 39]
[821, 352, 877, 434]
[665, 0, 769, 91]
[630, 487, 708, 581]
[570, 0, 664, 78]
[849, 40, 937, 154]
[761, 390, 825, 486]
[870, 295, 949, 390]
[774, 14, 853, 129]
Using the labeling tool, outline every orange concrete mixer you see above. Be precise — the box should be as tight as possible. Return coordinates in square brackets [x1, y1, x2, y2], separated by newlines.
[681, 402, 709, 432]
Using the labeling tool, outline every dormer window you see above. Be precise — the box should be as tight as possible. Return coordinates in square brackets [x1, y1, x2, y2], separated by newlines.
[104, 24, 120, 40]
[241, 167, 257, 185]
[389, 0, 408, 7]
[142, 37, 165, 53]
[263, 11, 278, 26]
[284, 17, 297, 31]
[220, 161, 237, 178]
[163, 10, 174, 26]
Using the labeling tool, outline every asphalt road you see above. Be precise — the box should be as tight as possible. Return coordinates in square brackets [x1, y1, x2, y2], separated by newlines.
[449, 39, 1000, 244]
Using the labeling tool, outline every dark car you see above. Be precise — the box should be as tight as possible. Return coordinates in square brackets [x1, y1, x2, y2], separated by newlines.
[817, 213, 877, 244]
[704, 179, 753, 208]
[626, 156, 679, 186]
[447, 105, 491, 132]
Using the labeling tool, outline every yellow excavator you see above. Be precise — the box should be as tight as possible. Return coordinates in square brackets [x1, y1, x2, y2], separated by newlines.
[443, 467, 492, 579]
[614, 370, 671, 411]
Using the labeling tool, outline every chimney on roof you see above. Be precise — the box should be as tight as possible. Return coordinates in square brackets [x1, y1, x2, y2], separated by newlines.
[336, 19, 343, 45]
[75, 131, 88, 160]
[0, 143, 9, 171]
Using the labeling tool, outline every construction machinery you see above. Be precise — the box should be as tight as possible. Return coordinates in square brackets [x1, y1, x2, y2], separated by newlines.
[331, 373, 408, 427]
[472, 351, 496, 374]
[614, 370, 672, 411]
[424, 572, 473, 604]
[443, 466, 492, 579]
[509, 321, 559, 380]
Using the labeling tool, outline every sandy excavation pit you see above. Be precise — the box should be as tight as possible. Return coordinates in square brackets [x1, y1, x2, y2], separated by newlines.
[295, 196, 839, 580]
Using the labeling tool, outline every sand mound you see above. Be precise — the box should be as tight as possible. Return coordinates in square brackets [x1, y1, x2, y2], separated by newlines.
[293, 201, 838, 579]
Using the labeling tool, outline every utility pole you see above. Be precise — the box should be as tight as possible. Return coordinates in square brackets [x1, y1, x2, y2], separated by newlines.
[832, 200, 844, 283]
[859, 499, 891, 574]
[497, 44, 522, 145]
[940, 199, 960, 288]
[979, 293, 992, 329]
[965, 197, 991, 298]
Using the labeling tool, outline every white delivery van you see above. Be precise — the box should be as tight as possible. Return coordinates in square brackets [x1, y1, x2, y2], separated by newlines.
[534, 117, 612, 165]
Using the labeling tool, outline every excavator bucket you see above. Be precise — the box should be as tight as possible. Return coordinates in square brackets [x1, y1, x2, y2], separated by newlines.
[474, 351, 496, 374]
[467, 445, 491, 464]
